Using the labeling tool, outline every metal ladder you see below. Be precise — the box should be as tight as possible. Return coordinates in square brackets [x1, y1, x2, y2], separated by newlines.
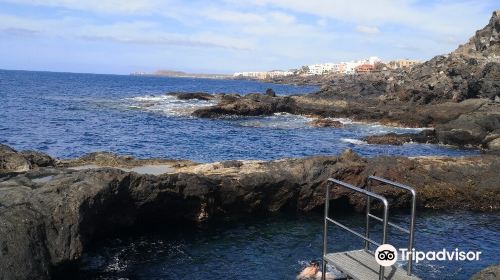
[321, 176, 420, 280]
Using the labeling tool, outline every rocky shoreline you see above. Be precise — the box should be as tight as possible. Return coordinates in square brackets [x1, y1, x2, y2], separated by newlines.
[1, 144, 499, 279]
[191, 11, 500, 152]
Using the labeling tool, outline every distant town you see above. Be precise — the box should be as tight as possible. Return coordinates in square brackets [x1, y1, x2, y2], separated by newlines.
[233, 57, 421, 79]
[131, 57, 421, 80]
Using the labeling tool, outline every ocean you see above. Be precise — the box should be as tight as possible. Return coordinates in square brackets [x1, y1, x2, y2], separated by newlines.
[0, 69, 477, 161]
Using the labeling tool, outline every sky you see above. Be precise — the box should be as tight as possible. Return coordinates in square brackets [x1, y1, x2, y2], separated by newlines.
[0, 0, 498, 74]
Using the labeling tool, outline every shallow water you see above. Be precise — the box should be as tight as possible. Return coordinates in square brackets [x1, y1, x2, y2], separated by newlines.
[67, 211, 499, 280]
[0, 70, 478, 161]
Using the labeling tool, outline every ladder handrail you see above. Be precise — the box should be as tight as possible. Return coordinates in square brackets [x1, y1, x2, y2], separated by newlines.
[367, 175, 417, 275]
[323, 178, 389, 280]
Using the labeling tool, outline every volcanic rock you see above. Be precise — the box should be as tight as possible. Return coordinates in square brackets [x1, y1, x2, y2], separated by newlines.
[309, 118, 344, 128]
[167, 92, 215, 101]
[193, 93, 297, 118]
[470, 264, 500, 280]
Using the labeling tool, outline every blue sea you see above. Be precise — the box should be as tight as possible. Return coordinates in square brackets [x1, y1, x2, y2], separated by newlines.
[1, 70, 496, 280]
[0, 69, 477, 161]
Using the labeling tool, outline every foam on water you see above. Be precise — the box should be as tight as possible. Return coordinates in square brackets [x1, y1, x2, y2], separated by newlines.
[125, 94, 217, 117]
[341, 138, 367, 145]
[237, 113, 314, 129]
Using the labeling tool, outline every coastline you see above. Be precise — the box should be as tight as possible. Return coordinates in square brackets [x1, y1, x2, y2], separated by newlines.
[1, 144, 499, 279]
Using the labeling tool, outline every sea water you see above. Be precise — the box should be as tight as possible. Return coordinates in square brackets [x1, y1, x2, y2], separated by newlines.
[0, 70, 477, 161]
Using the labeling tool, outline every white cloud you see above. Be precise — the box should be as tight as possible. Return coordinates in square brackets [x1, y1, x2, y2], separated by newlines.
[1, 0, 160, 14]
[269, 11, 295, 24]
[235, 0, 494, 36]
[0, 13, 253, 50]
[355, 25, 379, 34]
[316, 18, 327, 27]
[200, 9, 266, 23]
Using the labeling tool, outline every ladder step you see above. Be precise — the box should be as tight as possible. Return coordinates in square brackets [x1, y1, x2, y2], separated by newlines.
[324, 250, 421, 280]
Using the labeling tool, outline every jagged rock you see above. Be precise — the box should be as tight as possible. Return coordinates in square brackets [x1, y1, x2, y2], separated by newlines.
[468, 62, 500, 100]
[167, 92, 215, 101]
[313, 72, 389, 99]
[193, 93, 297, 118]
[20, 151, 56, 168]
[0, 145, 31, 173]
[487, 137, 500, 151]
[435, 103, 500, 147]
[309, 118, 344, 128]
[0, 205, 51, 280]
[265, 88, 276, 97]
[0, 145, 57, 173]
[470, 264, 500, 280]
[363, 130, 438, 146]
[456, 10, 500, 56]
[364, 133, 413, 145]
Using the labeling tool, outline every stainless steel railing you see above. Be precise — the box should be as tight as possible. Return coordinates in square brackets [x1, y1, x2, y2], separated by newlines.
[322, 178, 389, 280]
[367, 176, 417, 275]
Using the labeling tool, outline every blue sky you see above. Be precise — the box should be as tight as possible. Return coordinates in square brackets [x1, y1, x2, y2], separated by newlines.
[0, 0, 498, 74]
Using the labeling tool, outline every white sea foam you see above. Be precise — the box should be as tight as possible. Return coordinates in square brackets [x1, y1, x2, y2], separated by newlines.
[125, 94, 217, 116]
[238, 113, 314, 129]
[341, 138, 367, 145]
[367, 123, 428, 132]
[329, 117, 355, 125]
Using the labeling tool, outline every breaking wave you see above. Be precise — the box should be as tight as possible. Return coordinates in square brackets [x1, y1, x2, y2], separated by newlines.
[124, 94, 217, 117]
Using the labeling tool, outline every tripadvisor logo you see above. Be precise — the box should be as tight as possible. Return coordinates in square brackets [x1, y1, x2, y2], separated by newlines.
[375, 244, 482, 266]
[375, 244, 398, 266]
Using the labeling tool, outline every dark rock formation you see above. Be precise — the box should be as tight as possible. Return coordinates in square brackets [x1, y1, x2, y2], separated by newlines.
[455, 10, 500, 58]
[193, 93, 297, 118]
[309, 118, 344, 128]
[364, 133, 414, 146]
[364, 130, 438, 146]
[265, 88, 276, 97]
[0, 145, 499, 279]
[167, 92, 215, 101]
[0, 144, 55, 173]
[470, 264, 500, 280]
[0, 144, 30, 173]
[20, 151, 56, 168]
[435, 101, 500, 148]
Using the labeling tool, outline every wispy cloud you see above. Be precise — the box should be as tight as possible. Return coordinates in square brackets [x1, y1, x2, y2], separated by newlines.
[0, 27, 39, 36]
[0, 13, 253, 50]
[355, 25, 379, 34]
[1, 0, 159, 14]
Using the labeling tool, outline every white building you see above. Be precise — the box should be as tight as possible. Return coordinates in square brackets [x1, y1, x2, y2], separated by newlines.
[233, 70, 293, 79]
[305, 57, 381, 75]
[267, 70, 294, 78]
[343, 61, 360, 74]
[235, 56, 384, 78]
[307, 63, 336, 75]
